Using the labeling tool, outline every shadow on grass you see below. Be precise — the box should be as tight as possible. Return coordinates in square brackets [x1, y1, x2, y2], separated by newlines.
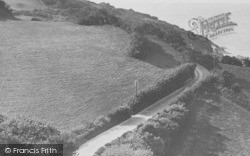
[168, 93, 230, 156]
[0, 15, 21, 21]
[182, 118, 230, 156]
[237, 78, 250, 91]
[142, 39, 180, 69]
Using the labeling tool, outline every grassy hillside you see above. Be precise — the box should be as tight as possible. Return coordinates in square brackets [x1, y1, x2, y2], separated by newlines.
[0, 20, 177, 131]
[221, 64, 250, 99]
[169, 89, 250, 156]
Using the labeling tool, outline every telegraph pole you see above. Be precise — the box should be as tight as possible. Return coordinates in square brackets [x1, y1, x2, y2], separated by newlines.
[214, 53, 216, 69]
[134, 80, 139, 96]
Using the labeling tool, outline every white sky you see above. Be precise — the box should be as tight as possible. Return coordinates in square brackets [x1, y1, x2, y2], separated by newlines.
[91, 0, 250, 3]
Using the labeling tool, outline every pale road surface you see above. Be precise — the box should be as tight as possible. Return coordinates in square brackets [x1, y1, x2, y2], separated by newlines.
[76, 65, 209, 156]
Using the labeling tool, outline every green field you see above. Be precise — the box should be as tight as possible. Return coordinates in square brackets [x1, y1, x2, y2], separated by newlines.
[221, 64, 250, 99]
[0, 20, 177, 131]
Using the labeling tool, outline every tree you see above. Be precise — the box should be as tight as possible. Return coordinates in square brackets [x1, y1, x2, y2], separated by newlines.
[0, 0, 12, 15]
[221, 55, 243, 66]
[243, 58, 250, 67]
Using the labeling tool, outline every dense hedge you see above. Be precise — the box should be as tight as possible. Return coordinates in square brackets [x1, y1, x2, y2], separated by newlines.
[221, 55, 250, 67]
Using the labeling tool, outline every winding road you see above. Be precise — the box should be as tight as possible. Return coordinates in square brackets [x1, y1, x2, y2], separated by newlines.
[76, 65, 209, 156]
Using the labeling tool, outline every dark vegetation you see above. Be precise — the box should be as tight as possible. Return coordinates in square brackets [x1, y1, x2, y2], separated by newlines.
[221, 55, 250, 67]
[0, 0, 12, 17]
[31, 17, 42, 21]
[0, 116, 76, 155]
[179, 48, 218, 70]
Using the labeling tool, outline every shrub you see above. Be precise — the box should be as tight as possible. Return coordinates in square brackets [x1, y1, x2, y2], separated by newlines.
[242, 58, 250, 67]
[128, 34, 149, 60]
[31, 17, 41, 21]
[0, 0, 12, 16]
[78, 8, 118, 26]
[0, 116, 77, 155]
[108, 106, 131, 124]
[0, 117, 61, 143]
[221, 55, 243, 66]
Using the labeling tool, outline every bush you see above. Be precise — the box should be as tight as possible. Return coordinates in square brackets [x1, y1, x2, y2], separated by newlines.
[0, 117, 61, 143]
[31, 17, 41, 21]
[78, 8, 118, 26]
[0, 0, 12, 16]
[128, 34, 149, 60]
[0, 116, 77, 155]
[221, 55, 243, 66]
[243, 58, 250, 67]
[140, 103, 188, 155]
[108, 106, 131, 124]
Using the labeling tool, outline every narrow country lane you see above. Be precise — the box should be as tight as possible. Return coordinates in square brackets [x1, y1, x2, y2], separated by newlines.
[76, 65, 209, 156]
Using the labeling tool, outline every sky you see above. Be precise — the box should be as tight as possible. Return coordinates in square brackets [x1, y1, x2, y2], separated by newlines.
[91, 0, 250, 4]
